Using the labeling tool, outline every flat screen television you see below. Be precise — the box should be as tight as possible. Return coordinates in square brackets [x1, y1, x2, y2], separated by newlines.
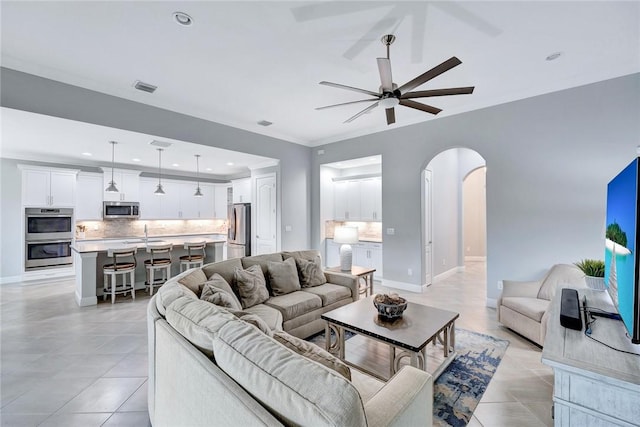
[604, 157, 640, 344]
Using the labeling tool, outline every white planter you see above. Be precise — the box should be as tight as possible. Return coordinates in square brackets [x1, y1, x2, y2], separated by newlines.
[585, 276, 606, 291]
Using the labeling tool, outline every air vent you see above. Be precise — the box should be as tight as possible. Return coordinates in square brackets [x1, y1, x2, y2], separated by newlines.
[257, 120, 273, 127]
[134, 80, 158, 93]
[149, 140, 172, 148]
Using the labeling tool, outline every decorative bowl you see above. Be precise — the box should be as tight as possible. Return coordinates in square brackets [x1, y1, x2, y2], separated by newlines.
[373, 294, 407, 320]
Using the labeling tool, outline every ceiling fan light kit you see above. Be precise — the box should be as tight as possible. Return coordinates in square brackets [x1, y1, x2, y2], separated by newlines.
[317, 35, 475, 126]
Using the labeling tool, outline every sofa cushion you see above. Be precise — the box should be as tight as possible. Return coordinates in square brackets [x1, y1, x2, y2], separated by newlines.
[265, 291, 323, 321]
[243, 304, 283, 332]
[177, 268, 208, 295]
[165, 296, 237, 357]
[155, 280, 198, 317]
[202, 258, 243, 291]
[295, 257, 327, 288]
[302, 283, 351, 306]
[234, 265, 270, 309]
[501, 297, 549, 322]
[272, 331, 351, 380]
[267, 257, 301, 296]
[200, 275, 243, 311]
[282, 250, 322, 263]
[212, 320, 367, 427]
[537, 264, 586, 301]
[232, 312, 273, 337]
[241, 253, 284, 278]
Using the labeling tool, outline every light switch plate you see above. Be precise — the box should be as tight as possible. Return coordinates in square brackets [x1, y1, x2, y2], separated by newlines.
[285, 225, 292, 232]
[386, 228, 395, 235]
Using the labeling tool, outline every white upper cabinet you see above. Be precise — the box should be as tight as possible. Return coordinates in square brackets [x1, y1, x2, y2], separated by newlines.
[139, 178, 162, 219]
[76, 172, 103, 220]
[101, 168, 141, 202]
[138, 179, 227, 220]
[333, 179, 365, 221]
[213, 185, 230, 218]
[20, 165, 78, 207]
[360, 177, 382, 221]
[232, 178, 251, 203]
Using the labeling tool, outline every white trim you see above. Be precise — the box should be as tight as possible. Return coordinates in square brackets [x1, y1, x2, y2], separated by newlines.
[433, 266, 465, 282]
[486, 298, 497, 308]
[381, 279, 425, 293]
[0, 275, 23, 285]
[75, 292, 98, 307]
[21, 268, 75, 284]
[248, 159, 279, 170]
[465, 256, 486, 262]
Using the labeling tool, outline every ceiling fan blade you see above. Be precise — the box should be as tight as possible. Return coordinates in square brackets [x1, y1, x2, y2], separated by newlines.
[385, 108, 396, 125]
[377, 58, 393, 92]
[319, 81, 379, 97]
[396, 57, 462, 95]
[344, 101, 380, 123]
[399, 99, 442, 115]
[401, 86, 475, 99]
[316, 99, 379, 110]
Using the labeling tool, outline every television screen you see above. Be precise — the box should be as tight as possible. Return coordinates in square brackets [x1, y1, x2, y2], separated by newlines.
[604, 157, 640, 344]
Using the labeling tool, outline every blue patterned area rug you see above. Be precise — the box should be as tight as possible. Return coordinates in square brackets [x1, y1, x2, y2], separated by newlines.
[307, 328, 508, 427]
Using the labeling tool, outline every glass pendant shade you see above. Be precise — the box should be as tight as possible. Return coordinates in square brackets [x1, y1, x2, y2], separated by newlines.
[154, 148, 165, 196]
[105, 141, 119, 193]
[194, 154, 203, 197]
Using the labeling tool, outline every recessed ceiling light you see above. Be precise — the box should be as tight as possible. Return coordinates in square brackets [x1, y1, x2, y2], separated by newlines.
[172, 163, 180, 167]
[227, 162, 234, 166]
[257, 120, 273, 127]
[173, 11, 193, 26]
[81, 152, 92, 156]
[132, 158, 141, 162]
[546, 52, 562, 61]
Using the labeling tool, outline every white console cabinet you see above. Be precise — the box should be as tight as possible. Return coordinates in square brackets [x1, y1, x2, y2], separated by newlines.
[542, 288, 640, 426]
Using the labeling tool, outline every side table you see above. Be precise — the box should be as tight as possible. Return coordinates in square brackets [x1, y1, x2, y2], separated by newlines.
[326, 265, 376, 297]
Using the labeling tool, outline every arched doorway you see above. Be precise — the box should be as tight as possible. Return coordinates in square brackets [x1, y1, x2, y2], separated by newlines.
[422, 148, 486, 286]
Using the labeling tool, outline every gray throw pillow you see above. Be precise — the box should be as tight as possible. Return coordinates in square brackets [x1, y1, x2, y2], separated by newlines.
[272, 331, 351, 380]
[232, 312, 273, 336]
[267, 257, 301, 296]
[177, 268, 208, 295]
[295, 257, 327, 288]
[234, 264, 269, 308]
[200, 274, 243, 311]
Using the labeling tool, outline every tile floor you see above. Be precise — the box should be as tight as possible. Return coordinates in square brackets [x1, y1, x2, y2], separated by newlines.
[1, 261, 553, 426]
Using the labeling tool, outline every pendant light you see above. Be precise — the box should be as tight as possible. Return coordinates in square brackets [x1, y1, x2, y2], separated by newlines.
[154, 148, 165, 195]
[105, 141, 119, 192]
[194, 154, 203, 197]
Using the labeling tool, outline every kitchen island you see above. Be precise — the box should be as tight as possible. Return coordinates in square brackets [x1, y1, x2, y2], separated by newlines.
[72, 235, 226, 306]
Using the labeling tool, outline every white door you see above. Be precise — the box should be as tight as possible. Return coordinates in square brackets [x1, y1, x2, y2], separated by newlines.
[424, 170, 433, 286]
[255, 175, 277, 255]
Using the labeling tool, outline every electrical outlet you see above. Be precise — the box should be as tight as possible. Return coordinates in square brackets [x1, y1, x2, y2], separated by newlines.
[407, 268, 412, 276]
[442, 259, 446, 266]
[285, 225, 292, 232]
[386, 228, 395, 235]
[466, 246, 471, 252]
[497, 281, 503, 290]
[317, 149, 325, 155]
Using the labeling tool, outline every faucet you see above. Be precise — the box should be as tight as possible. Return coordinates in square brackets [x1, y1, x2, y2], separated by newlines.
[144, 224, 148, 244]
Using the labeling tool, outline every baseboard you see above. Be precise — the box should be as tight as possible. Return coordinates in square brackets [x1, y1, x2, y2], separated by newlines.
[465, 256, 486, 262]
[75, 292, 97, 307]
[433, 266, 465, 283]
[381, 279, 425, 293]
[0, 275, 23, 285]
[486, 298, 497, 309]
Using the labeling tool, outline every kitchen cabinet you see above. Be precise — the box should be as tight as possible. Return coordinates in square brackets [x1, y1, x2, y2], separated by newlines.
[214, 185, 230, 218]
[139, 178, 163, 219]
[232, 178, 251, 203]
[20, 165, 78, 207]
[325, 239, 341, 268]
[359, 177, 382, 221]
[334, 180, 361, 220]
[101, 168, 140, 202]
[354, 242, 383, 280]
[139, 179, 225, 220]
[76, 172, 103, 220]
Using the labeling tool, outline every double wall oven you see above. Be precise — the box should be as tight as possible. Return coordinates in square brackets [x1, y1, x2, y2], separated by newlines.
[25, 207, 74, 269]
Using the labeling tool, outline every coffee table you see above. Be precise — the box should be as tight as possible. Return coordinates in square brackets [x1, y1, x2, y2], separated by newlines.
[321, 296, 459, 381]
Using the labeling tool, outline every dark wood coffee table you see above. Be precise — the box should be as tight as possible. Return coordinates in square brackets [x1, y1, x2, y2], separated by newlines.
[321, 296, 459, 381]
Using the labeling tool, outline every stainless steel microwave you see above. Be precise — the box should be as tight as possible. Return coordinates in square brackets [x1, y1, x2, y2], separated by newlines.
[103, 201, 140, 219]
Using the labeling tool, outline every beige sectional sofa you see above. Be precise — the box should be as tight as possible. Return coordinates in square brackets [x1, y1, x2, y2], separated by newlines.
[147, 250, 433, 426]
[497, 264, 587, 346]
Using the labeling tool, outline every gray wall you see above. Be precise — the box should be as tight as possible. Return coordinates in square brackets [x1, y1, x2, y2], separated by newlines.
[311, 73, 640, 303]
[0, 68, 312, 257]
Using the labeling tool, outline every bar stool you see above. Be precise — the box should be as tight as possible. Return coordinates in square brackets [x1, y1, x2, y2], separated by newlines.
[144, 243, 173, 296]
[180, 241, 206, 272]
[103, 247, 138, 304]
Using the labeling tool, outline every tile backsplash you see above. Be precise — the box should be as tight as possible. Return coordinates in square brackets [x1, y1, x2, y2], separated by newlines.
[76, 219, 228, 239]
[325, 221, 382, 242]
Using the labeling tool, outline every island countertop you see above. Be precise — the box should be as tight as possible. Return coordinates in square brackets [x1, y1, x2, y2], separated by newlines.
[72, 236, 226, 253]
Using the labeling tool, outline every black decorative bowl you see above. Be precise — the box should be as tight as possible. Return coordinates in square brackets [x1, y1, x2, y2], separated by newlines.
[373, 296, 407, 320]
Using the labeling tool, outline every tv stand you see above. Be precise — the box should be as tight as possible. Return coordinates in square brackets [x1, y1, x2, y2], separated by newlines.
[542, 288, 640, 426]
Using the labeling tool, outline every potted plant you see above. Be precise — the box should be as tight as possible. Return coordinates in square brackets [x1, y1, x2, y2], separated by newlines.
[574, 259, 605, 290]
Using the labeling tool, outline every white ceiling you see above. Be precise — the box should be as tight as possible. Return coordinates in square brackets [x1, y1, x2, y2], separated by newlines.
[1, 1, 639, 154]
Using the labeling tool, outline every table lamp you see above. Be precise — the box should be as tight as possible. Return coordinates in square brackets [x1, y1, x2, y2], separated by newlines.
[334, 226, 359, 271]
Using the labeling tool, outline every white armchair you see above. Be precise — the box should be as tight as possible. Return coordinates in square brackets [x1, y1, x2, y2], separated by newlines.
[497, 264, 586, 346]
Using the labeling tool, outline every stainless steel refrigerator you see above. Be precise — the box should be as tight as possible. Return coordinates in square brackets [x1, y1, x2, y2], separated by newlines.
[228, 203, 251, 258]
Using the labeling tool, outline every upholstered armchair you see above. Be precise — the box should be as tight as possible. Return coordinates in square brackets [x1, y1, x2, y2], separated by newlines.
[497, 264, 586, 346]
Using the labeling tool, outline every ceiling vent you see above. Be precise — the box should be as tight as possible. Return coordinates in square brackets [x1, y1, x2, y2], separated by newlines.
[257, 120, 273, 127]
[134, 80, 158, 93]
[149, 140, 172, 148]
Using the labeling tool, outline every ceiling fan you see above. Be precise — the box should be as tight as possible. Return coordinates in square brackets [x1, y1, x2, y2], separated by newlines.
[316, 35, 474, 125]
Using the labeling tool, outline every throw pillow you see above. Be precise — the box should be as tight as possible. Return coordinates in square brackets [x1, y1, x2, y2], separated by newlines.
[231, 311, 273, 337]
[272, 331, 351, 380]
[234, 264, 269, 308]
[199, 274, 243, 311]
[267, 257, 301, 296]
[295, 257, 327, 288]
[177, 268, 208, 295]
